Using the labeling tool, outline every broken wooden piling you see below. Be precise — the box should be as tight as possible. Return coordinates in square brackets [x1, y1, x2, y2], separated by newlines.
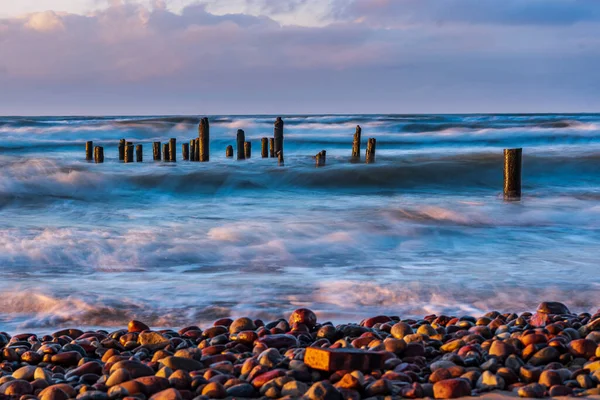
[274, 117, 284, 156]
[162, 143, 169, 162]
[316, 150, 326, 167]
[237, 129, 245, 160]
[118, 139, 125, 161]
[261, 138, 268, 158]
[226, 145, 233, 157]
[125, 142, 134, 163]
[169, 138, 176, 162]
[278, 151, 284, 166]
[94, 146, 104, 163]
[366, 138, 376, 164]
[504, 148, 522, 201]
[189, 139, 196, 161]
[136, 145, 143, 162]
[199, 118, 209, 162]
[352, 125, 362, 159]
[245, 142, 252, 159]
[86, 141, 93, 161]
[153, 142, 161, 161]
[269, 138, 275, 158]
[182, 143, 189, 161]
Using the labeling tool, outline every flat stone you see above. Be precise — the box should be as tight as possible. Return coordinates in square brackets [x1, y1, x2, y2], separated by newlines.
[149, 388, 181, 400]
[160, 356, 203, 372]
[529, 347, 560, 366]
[517, 383, 546, 398]
[226, 383, 256, 397]
[257, 334, 299, 349]
[304, 347, 385, 372]
[432, 379, 471, 399]
[139, 332, 170, 348]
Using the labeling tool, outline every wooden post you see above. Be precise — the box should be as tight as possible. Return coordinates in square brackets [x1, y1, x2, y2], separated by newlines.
[189, 139, 196, 161]
[274, 117, 284, 156]
[153, 142, 161, 161]
[182, 143, 189, 161]
[352, 125, 361, 159]
[118, 139, 125, 161]
[125, 142, 134, 163]
[136, 145, 143, 162]
[269, 138, 275, 158]
[366, 138, 376, 164]
[163, 143, 169, 162]
[504, 148, 522, 201]
[316, 150, 326, 167]
[278, 151, 284, 166]
[226, 145, 233, 157]
[237, 129, 245, 160]
[244, 142, 252, 159]
[86, 141, 93, 161]
[169, 138, 176, 162]
[199, 118, 209, 162]
[94, 146, 104, 163]
[261, 138, 268, 158]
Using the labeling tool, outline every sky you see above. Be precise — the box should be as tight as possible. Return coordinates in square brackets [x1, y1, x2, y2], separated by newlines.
[0, 0, 599, 115]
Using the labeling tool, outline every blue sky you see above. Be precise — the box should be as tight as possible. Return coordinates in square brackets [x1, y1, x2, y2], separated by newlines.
[0, 0, 599, 115]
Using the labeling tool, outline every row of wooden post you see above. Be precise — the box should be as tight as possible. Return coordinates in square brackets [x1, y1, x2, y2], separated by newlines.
[85, 118, 522, 200]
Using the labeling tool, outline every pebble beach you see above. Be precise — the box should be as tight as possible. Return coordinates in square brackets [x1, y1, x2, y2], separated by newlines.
[1, 303, 599, 399]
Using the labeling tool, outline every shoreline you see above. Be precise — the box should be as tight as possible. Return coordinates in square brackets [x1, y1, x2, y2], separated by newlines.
[0, 302, 599, 399]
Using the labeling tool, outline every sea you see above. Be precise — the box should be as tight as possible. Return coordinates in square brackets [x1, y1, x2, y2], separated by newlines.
[0, 114, 599, 333]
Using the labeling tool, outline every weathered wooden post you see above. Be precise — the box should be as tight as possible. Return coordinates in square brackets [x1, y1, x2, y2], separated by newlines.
[169, 138, 176, 162]
[182, 143, 189, 161]
[118, 139, 125, 161]
[136, 145, 143, 162]
[189, 139, 196, 161]
[261, 138, 269, 158]
[316, 150, 326, 167]
[274, 117, 284, 156]
[244, 142, 252, 159]
[226, 145, 233, 157]
[278, 151, 284, 166]
[163, 143, 169, 162]
[504, 148, 522, 201]
[366, 138, 376, 164]
[352, 125, 361, 159]
[86, 141, 93, 161]
[195, 139, 200, 161]
[153, 142, 161, 161]
[269, 138, 275, 158]
[94, 146, 104, 163]
[125, 142, 134, 163]
[237, 129, 245, 160]
[199, 118, 209, 162]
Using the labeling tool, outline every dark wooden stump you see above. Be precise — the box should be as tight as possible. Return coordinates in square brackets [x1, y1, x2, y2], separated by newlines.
[189, 139, 196, 161]
[352, 125, 361, 159]
[269, 138, 275, 158]
[237, 129, 245, 160]
[153, 142, 161, 161]
[163, 143, 169, 162]
[261, 137, 268, 158]
[199, 117, 209, 162]
[136, 145, 143, 162]
[366, 138, 376, 164]
[244, 142, 252, 159]
[226, 145, 233, 157]
[316, 150, 326, 167]
[182, 143, 189, 161]
[86, 141, 93, 161]
[304, 347, 385, 372]
[274, 117, 284, 157]
[118, 139, 125, 161]
[125, 142, 134, 163]
[94, 146, 104, 163]
[278, 151, 284, 166]
[169, 138, 176, 162]
[504, 148, 522, 201]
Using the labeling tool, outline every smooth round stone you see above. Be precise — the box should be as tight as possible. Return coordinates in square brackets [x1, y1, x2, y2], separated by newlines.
[106, 369, 131, 387]
[289, 309, 318, 330]
[229, 318, 256, 334]
[127, 320, 150, 333]
[548, 385, 573, 396]
[568, 339, 597, 359]
[305, 381, 341, 400]
[537, 302, 570, 315]
[160, 357, 203, 372]
[538, 370, 562, 387]
[109, 360, 154, 379]
[39, 386, 69, 400]
[148, 388, 182, 400]
[517, 382, 546, 398]
[257, 348, 282, 368]
[12, 366, 37, 381]
[0, 380, 33, 396]
[201, 382, 226, 398]
[138, 332, 170, 347]
[529, 346, 560, 366]
[488, 340, 516, 359]
[281, 381, 308, 397]
[432, 379, 471, 399]
[476, 371, 505, 391]
[430, 361, 456, 372]
[391, 322, 413, 340]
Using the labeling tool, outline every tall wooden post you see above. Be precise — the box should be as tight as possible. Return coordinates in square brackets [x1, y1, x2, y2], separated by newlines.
[504, 148, 522, 201]
[261, 138, 269, 158]
[136, 145, 143, 162]
[237, 129, 245, 160]
[163, 143, 169, 162]
[189, 139, 196, 161]
[244, 142, 252, 159]
[182, 143, 189, 161]
[118, 139, 125, 161]
[352, 125, 361, 159]
[274, 117, 284, 157]
[153, 142, 161, 161]
[226, 145, 233, 157]
[86, 141, 93, 161]
[94, 146, 104, 163]
[199, 118, 209, 162]
[125, 142, 134, 163]
[366, 138, 376, 164]
[316, 150, 326, 167]
[269, 138, 275, 158]
[169, 138, 176, 162]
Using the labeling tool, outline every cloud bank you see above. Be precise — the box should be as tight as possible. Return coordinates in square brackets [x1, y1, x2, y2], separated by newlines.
[0, 0, 599, 114]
